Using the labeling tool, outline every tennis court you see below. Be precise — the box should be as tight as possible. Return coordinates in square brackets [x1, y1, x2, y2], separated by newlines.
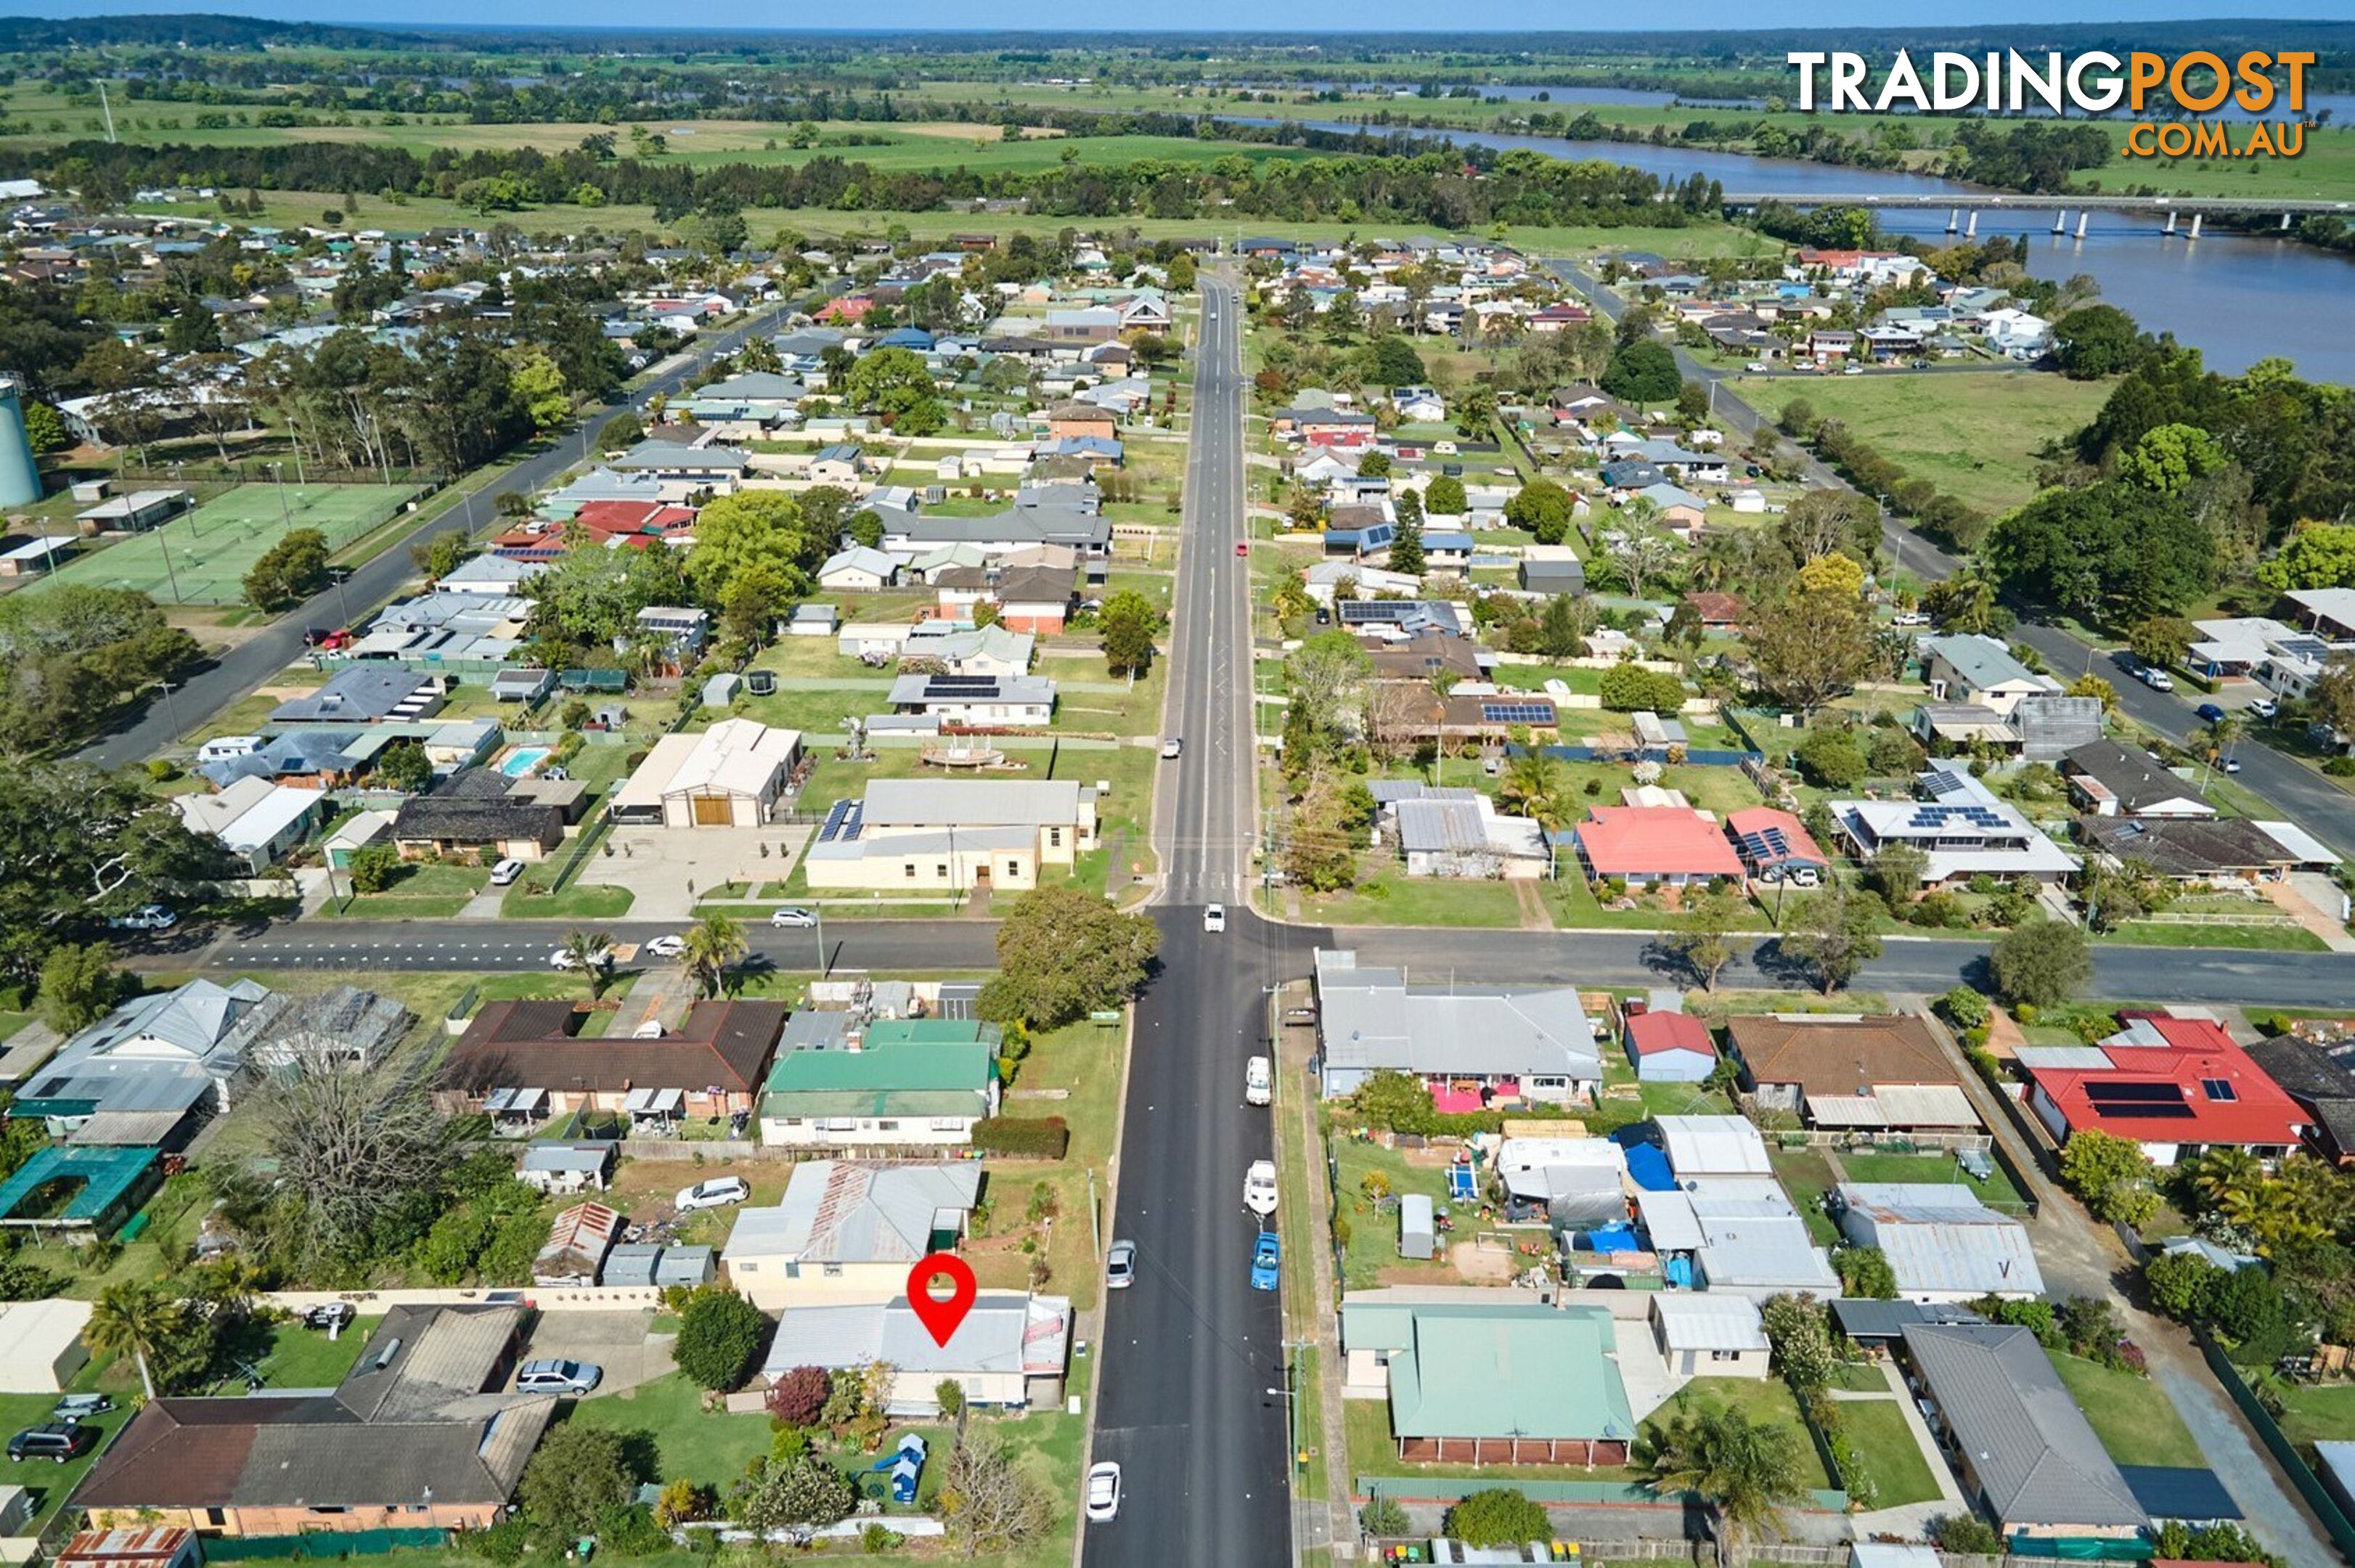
[33, 482, 420, 605]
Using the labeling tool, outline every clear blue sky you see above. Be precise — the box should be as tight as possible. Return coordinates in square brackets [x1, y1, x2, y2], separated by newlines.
[9, 3, 2352, 27]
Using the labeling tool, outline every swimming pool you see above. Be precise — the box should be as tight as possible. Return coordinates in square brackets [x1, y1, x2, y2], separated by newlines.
[498, 746, 552, 778]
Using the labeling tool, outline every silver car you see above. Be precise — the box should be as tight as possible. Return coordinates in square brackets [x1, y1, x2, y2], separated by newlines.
[1106, 1239, 1138, 1290]
[515, 1359, 601, 1396]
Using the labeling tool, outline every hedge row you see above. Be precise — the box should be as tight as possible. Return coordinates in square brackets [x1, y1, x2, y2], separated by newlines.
[971, 1116, 1069, 1159]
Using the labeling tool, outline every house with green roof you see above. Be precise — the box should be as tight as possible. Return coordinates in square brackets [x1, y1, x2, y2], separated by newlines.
[1339, 1290, 1638, 1466]
[756, 1018, 1002, 1150]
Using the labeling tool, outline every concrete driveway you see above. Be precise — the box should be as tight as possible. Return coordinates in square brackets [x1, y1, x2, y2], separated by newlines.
[518, 1308, 674, 1397]
[579, 824, 812, 921]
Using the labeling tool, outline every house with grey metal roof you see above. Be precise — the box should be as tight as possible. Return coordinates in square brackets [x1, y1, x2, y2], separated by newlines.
[1310, 949, 1601, 1106]
[269, 666, 447, 726]
[759, 1291, 1070, 1416]
[724, 1159, 980, 1309]
[1923, 633, 2061, 718]
[1835, 1183, 2044, 1302]
[1899, 1321, 2147, 1537]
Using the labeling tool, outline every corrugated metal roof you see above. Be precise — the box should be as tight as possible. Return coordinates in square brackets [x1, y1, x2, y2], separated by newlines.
[1902, 1323, 2144, 1530]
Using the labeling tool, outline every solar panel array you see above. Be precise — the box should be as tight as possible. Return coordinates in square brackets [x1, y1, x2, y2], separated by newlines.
[2200, 1077, 2238, 1103]
[817, 799, 865, 843]
[2083, 1080, 2194, 1120]
[923, 675, 1002, 695]
[1479, 702, 1554, 724]
[1903, 805, 2009, 832]
[1736, 825, 1793, 862]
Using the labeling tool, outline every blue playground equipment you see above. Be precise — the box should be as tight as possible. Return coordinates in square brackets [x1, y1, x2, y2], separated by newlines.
[1446, 1161, 1477, 1204]
[868, 1433, 928, 1504]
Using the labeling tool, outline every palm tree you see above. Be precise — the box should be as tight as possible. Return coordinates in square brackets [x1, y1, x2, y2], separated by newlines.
[1633, 1405, 1807, 1568]
[560, 928, 616, 999]
[1497, 755, 1565, 821]
[88, 1281, 185, 1400]
[680, 913, 748, 999]
[2190, 1148, 2262, 1212]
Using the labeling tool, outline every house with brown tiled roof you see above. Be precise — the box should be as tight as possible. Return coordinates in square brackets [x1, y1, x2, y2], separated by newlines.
[436, 998, 786, 1124]
[72, 1306, 550, 1539]
[1726, 1014, 1980, 1132]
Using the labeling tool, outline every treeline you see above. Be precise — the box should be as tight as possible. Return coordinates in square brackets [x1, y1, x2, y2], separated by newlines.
[1779, 399, 1990, 551]
[49, 120, 1708, 228]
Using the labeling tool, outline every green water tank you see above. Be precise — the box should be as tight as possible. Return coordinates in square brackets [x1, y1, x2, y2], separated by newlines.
[0, 379, 41, 508]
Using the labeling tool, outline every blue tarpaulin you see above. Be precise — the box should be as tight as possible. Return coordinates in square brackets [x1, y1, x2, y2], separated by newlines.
[1622, 1141, 1675, 1192]
[1584, 1222, 1641, 1253]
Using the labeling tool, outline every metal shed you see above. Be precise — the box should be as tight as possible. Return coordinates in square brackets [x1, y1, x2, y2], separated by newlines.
[653, 1244, 716, 1289]
[601, 1243, 662, 1289]
[1399, 1194, 1435, 1261]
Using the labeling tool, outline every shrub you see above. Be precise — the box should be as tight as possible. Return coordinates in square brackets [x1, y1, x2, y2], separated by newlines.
[1597, 663, 1687, 714]
[970, 1116, 1070, 1159]
[1360, 1495, 1411, 1538]
[1444, 1487, 1550, 1547]
[674, 1287, 770, 1392]
[1933, 1514, 2003, 1554]
[460, 1519, 530, 1564]
[1938, 986, 1991, 1031]
[597, 1504, 670, 1557]
[1794, 727, 1867, 789]
[765, 1365, 831, 1427]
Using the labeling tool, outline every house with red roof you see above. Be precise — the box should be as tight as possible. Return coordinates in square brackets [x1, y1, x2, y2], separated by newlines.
[495, 502, 697, 560]
[1625, 1010, 1716, 1084]
[817, 295, 876, 324]
[2024, 1013, 2310, 1167]
[1723, 807, 1828, 883]
[1571, 806, 1744, 889]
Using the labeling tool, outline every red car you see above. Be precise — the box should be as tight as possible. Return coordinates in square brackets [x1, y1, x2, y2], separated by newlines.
[1235, 541, 1249, 557]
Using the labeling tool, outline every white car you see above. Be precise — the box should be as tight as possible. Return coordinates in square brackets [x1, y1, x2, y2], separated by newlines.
[1203, 903, 1226, 934]
[2136, 666, 2176, 693]
[1085, 1461, 1122, 1523]
[770, 907, 818, 928]
[1744, 359, 1768, 372]
[642, 934, 687, 958]
[1244, 1159, 1278, 1217]
[489, 858, 526, 886]
[2250, 698, 2280, 720]
[1842, 363, 1865, 375]
[1160, 737, 1183, 759]
[107, 904, 178, 933]
[549, 945, 614, 971]
[675, 1177, 751, 1212]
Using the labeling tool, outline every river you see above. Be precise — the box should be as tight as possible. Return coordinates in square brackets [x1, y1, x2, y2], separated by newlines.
[1226, 113, 2355, 383]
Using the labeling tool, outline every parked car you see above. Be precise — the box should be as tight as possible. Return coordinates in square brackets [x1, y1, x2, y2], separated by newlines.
[107, 904, 177, 933]
[2250, 698, 2280, 720]
[1245, 1055, 1273, 1108]
[1843, 363, 1865, 375]
[2136, 666, 2176, 693]
[770, 907, 817, 928]
[49, 1395, 112, 1421]
[642, 934, 687, 958]
[675, 1177, 751, 1213]
[2221, 757, 2244, 773]
[1203, 903, 1226, 934]
[489, 858, 526, 886]
[515, 1359, 601, 1396]
[8, 1423, 98, 1463]
[1234, 541, 1249, 557]
[1250, 1232, 1281, 1291]
[1244, 1159, 1278, 1217]
[549, 944, 614, 971]
[1891, 611, 1930, 627]
[2197, 703, 2228, 724]
[1106, 1238, 1138, 1290]
[1161, 738, 1183, 759]
[298, 1302, 356, 1332]
[1085, 1461, 1122, 1523]
[1743, 360, 1768, 372]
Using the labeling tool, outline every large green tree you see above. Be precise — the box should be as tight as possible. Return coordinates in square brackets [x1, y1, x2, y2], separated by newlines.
[1097, 589, 1160, 677]
[977, 886, 1160, 1029]
[844, 347, 945, 433]
[1984, 481, 2214, 618]
[1600, 340, 1681, 405]
[1633, 1405, 1807, 1568]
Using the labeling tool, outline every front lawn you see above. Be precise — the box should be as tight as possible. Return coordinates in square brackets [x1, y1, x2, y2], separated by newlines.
[317, 861, 488, 919]
[254, 1315, 383, 1388]
[503, 883, 639, 920]
[2050, 1352, 2205, 1468]
[0, 1392, 128, 1532]
[1332, 1138, 1458, 1291]
[1297, 876, 1525, 930]
[2101, 920, 2327, 953]
[563, 1371, 772, 1491]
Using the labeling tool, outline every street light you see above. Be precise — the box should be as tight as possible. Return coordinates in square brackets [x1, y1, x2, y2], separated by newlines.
[154, 679, 184, 741]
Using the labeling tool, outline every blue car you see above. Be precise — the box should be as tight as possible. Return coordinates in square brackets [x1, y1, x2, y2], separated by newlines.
[1250, 1232, 1280, 1291]
[2197, 703, 2227, 724]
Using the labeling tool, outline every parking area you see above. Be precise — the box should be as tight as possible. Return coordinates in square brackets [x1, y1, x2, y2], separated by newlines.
[515, 1307, 673, 1397]
[577, 824, 811, 921]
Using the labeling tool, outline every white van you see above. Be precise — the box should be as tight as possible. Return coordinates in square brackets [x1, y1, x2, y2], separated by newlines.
[1246, 1055, 1273, 1107]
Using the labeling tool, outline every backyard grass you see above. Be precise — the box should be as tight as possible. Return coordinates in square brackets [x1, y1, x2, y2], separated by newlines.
[1332, 1139, 1458, 1291]
[1726, 371, 2110, 518]
[1836, 1148, 2025, 1212]
[0, 1392, 130, 1532]
[564, 1372, 773, 1492]
[1766, 1146, 1842, 1247]
[1837, 1397, 1942, 1508]
[2052, 1352, 2205, 1468]
[2275, 1382, 2355, 1453]
[253, 1315, 384, 1389]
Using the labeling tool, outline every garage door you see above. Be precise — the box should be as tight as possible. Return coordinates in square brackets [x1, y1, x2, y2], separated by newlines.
[693, 794, 732, 826]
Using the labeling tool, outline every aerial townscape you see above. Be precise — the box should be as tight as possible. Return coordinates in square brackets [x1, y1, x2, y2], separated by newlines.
[1, 12, 2354, 1568]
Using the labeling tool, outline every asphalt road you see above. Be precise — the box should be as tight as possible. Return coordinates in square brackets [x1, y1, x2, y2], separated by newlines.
[77, 303, 796, 770]
[1550, 259, 2355, 860]
[1086, 275, 1295, 1566]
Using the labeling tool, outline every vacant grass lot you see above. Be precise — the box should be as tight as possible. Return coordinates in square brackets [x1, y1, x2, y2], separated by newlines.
[1729, 371, 2113, 519]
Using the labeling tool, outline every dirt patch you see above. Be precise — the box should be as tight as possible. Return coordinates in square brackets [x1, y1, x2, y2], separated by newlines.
[1447, 1240, 1524, 1281]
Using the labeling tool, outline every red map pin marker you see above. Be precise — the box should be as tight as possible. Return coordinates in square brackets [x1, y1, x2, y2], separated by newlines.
[907, 1252, 978, 1348]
